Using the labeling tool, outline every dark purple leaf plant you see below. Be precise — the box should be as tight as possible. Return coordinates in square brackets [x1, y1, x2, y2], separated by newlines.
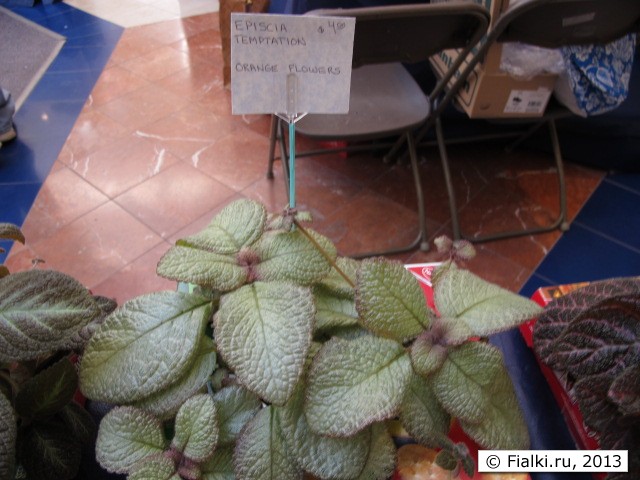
[533, 277, 640, 480]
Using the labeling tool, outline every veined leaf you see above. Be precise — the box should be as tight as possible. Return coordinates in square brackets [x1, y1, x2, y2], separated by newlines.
[157, 247, 247, 291]
[179, 199, 266, 255]
[432, 342, 529, 450]
[79, 291, 211, 403]
[234, 406, 301, 480]
[96, 406, 167, 474]
[214, 282, 313, 405]
[305, 335, 412, 437]
[128, 455, 181, 480]
[277, 383, 370, 479]
[0, 392, 16, 480]
[57, 401, 96, 445]
[254, 229, 335, 286]
[434, 266, 542, 342]
[545, 302, 640, 379]
[432, 342, 503, 425]
[534, 277, 640, 361]
[400, 373, 451, 448]
[0, 223, 24, 244]
[134, 336, 216, 420]
[573, 373, 620, 433]
[609, 365, 640, 416]
[458, 368, 529, 450]
[0, 270, 102, 362]
[201, 445, 235, 480]
[18, 421, 81, 480]
[313, 285, 359, 334]
[356, 259, 432, 342]
[15, 356, 77, 419]
[317, 257, 359, 299]
[172, 394, 218, 463]
[213, 385, 261, 445]
[353, 423, 396, 480]
[410, 330, 448, 377]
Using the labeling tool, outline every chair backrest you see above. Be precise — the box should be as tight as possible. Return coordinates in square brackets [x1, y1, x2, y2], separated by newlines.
[307, 2, 490, 68]
[495, 0, 640, 48]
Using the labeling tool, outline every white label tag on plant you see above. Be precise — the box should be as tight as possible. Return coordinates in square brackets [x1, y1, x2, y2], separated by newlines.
[231, 13, 355, 116]
[503, 88, 551, 114]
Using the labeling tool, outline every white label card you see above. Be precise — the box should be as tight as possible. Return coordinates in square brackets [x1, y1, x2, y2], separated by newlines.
[231, 13, 355, 115]
[503, 88, 551, 114]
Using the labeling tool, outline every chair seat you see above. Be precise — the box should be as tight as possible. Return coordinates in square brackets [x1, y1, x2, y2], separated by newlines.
[295, 63, 430, 140]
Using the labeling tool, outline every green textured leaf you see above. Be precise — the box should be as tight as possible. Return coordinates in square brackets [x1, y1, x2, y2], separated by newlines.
[400, 373, 451, 448]
[0, 392, 16, 480]
[0, 223, 25, 244]
[431, 344, 529, 450]
[213, 385, 261, 445]
[180, 199, 266, 255]
[201, 445, 235, 480]
[410, 330, 449, 377]
[157, 247, 247, 291]
[353, 423, 396, 480]
[435, 449, 458, 471]
[434, 267, 542, 342]
[15, 356, 77, 419]
[134, 336, 216, 420]
[79, 291, 211, 403]
[317, 257, 359, 299]
[128, 455, 181, 480]
[57, 401, 96, 445]
[306, 335, 412, 437]
[254, 229, 335, 285]
[458, 368, 530, 450]
[313, 285, 359, 334]
[96, 406, 167, 474]
[214, 282, 313, 405]
[356, 259, 433, 342]
[432, 342, 503, 424]
[277, 383, 370, 479]
[172, 394, 218, 463]
[234, 406, 301, 480]
[19, 421, 81, 480]
[0, 270, 102, 362]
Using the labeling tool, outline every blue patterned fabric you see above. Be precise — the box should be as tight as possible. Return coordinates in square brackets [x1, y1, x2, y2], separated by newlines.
[561, 34, 636, 116]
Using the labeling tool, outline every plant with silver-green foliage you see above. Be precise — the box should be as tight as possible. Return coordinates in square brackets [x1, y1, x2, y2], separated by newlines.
[77, 198, 542, 480]
[0, 223, 116, 480]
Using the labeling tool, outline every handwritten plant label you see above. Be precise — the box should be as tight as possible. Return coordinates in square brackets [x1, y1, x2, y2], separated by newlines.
[231, 13, 355, 115]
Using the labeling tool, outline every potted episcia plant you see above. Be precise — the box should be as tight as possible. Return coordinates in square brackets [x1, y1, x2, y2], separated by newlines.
[75, 198, 542, 480]
[0, 223, 116, 480]
[534, 278, 640, 480]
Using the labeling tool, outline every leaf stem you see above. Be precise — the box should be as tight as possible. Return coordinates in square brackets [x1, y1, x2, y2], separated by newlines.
[292, 219, 355, 289]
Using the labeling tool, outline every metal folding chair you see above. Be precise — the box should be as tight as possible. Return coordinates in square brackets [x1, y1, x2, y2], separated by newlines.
[266, 2, 489, 257]
[430, 0, 640, 243]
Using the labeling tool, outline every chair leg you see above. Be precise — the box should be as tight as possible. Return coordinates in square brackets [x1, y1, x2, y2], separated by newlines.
[548, 118, 570, 232]
[352, 132, 428, 258]
[435, 117, 461, 240]
[438, 116, 569, 243]
[266, 125, 428, 258]
[406, 131, 430, 253]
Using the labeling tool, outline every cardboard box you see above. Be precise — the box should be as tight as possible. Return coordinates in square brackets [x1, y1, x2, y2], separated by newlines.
[429, 0, 558, 118]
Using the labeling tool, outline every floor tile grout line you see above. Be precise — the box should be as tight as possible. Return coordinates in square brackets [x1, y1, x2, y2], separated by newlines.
[603, 175, 640, 196]
[572, 220, 640, 256]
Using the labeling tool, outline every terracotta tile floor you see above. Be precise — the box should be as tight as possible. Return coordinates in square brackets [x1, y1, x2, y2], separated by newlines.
[4, 11, 605, 305]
